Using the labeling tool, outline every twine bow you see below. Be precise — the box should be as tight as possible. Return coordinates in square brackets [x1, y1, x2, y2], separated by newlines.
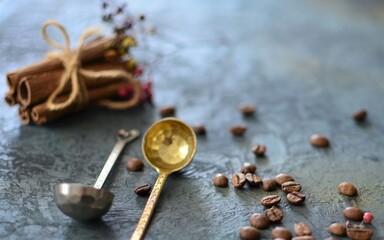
[41, 20, 140, 111]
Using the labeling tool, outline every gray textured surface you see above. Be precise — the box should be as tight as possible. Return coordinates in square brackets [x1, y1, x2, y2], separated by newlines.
[1, 0, 384, 239]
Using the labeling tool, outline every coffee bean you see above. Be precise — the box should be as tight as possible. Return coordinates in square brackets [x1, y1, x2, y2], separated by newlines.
[241, 162, 257, 174]
[287, 191, 306, 205]
[239, 226, 260, 240]
[294, 222, 312, 236]
[232, 173, 246, 189]
[251, 144, 267, 157]
[343, 207, 364, 221]
[246, 173, 262, 187]
[275, 173, 294, 186]
[271, 226, 292, 240]
[338, 182, 358, 196]
[133, 183, 151, 196]
[262, 178, 277, 191]
[240, 104, 256, 116]
[212, 174, 228, 187]
[249, 213, 269, 230]
[260, 195, 281, 208]
[230, 125, 247, 136]
[281, 181, 301, 193]
[264, 206, 283, 223]
[309, 134, 330, 147]
[346, 221, 373, 240]
[126, 158, 144, 171]
[192, 124, 206, 135]
[159, 105, 176, 117]
[328, 223, 346, 236]
[352, 109, 367, 122]
[292, 236, 315, 240]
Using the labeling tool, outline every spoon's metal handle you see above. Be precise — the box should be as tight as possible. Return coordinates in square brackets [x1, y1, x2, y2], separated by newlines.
[93, 129, 140, 190]
[131, 171, 169, 240]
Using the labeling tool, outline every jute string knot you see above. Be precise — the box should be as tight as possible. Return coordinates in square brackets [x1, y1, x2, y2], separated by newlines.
[41, 20, 140, 111]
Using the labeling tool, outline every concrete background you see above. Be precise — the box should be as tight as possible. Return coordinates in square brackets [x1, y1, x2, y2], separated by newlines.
[1, 0, 384, 239]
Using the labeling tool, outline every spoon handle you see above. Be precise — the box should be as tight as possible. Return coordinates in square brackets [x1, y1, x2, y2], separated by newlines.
[93, 129, 139, 190]
[131, 171, 169, 240]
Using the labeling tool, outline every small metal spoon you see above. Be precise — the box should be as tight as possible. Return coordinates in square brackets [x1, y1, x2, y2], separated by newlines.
[55, 129, 140, 221]
[131, 118, 197, 240]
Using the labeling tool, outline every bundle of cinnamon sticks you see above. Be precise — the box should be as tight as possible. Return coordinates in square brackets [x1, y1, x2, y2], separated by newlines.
[4, 33, 146, 125]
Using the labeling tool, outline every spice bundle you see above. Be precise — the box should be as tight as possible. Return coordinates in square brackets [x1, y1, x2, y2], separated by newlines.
[4, 20, 151, 125]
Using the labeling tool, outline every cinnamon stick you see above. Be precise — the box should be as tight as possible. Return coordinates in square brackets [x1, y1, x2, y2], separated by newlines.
[31, 82, 130, 125]
[17, 61, 129, 107]
[4, 91, 16, 106]
[18, 107, 31, 125]
[6, 36, 117, 95]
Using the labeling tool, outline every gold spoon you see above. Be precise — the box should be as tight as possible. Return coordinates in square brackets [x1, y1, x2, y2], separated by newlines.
[130, 118, 197, 240]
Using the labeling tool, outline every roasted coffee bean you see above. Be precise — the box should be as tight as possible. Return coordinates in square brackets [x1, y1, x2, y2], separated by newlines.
[352, 109, 367, 122]
[212, 174, 228, 187]
[241, 162, 257, 174]
[240, 104, 256, 116]
[239, 226, 260, 240]
[262, 178, 277, 191]
[343, 207, 364, 221]
[133, 184, 151, 196]
[126, 158, 144, 171]
[159, 105, 176, 117]
[192, 124, 206, 135]
[232, 173, 246, 189]
[281, 181, 301, 193]
[249, 213, 269, 230]
[251, 144, 267, 157]
[328, 223, 346, 236]
[260, 195, 281, 208]
[246, 173, 262, 187]
[346, 221, 373, 240]
[264, 206, 283, 223]
[309, 134, 330, 147]
[287, 191, 306, 205]
[275, 173, 294, 186]
[292, 236, 315, 240]
[338, 182, 358, 196]
[294, 222, 312, 236]
[271, 226, 292, 240]
[230, 125, 247, 136]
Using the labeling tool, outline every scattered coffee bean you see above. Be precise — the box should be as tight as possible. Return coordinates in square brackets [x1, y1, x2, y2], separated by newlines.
[292, 236, 315, 240]
[126, 158, 144, 171]
[159, 105, 176, 117]
[241, 162, 257, 174]
[352, 109, 367, 122]
[249, 213, 269, 230]
[343, 207, 364, 221]
[240, 104, 256, 116]
[275, 173, 294, 186]
[262, 178, 277, 191]
[346, 221, 373, 240]
[246, 173, 262, 187]
[328, 223, 346, 236]
[309, 134, 329, 147]
[239, 226, 260, 240]
[287, 191, 306, 205]
[294, 222, 312, 236]
[133, 183, 151, 196]
[271, 226, 292, 240]
[251, 144, 267, 157]
[232, 173, 246, 189]
[192, 124, 206, 135]
[264, 206, 283, 223]
[261, 195, 281, 208]
[338, 182, 358, 196]
[212, 174, 229, 187]
[281, 181, 301, 193]
[230, 125, 247, 136]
